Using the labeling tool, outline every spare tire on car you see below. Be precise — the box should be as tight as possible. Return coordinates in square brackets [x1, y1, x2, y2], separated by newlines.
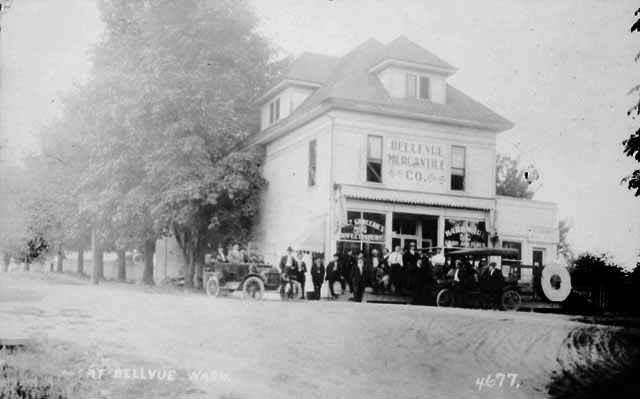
[541, 264, 572, 302]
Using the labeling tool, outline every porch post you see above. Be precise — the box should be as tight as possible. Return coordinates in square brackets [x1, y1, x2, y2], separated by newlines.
[385, 212, 393, 250]
[437, 215, 445, 251]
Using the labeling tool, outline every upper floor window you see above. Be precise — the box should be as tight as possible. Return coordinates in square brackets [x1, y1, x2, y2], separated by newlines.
[269, 98, 280, 125]
[451, 145, 465, 191]
[308, 139, 317, 187]
[406, 74, 417, 98]
[406, 73, 430, 100]
[419, 76, 430, 100]
[366, 135, 383, 183]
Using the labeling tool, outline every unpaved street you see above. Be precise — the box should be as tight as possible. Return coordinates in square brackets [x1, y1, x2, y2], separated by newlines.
[1, 273, 637, 399]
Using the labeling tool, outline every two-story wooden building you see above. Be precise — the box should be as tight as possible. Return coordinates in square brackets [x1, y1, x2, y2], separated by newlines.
[248, 36, 559, 272]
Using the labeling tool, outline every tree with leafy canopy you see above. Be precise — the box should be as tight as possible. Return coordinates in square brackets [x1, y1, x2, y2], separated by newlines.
[495, 154, 534, 199]
[624, 9, 640, 196]
[74, 0, 281, 286]
[557, 218, 574, 264]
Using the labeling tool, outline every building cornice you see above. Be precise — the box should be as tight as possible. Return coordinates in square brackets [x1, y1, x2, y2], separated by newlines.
[246, 97, 512, 147]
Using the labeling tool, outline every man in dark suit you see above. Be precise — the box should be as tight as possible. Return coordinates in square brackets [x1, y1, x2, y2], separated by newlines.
[279, 246, 298, 277]
[325, 253, 342, 298]
[403, 243, 419, 295]
[350, 255, 366, 302]
[486, 262, 505, 307]
[341, 249, 355, 293]
[310, 257, 325, 300]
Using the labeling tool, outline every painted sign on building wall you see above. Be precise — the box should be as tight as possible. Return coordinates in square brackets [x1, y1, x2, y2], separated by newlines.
[444, 219, 488, 248]
[385, 138, 448, 192]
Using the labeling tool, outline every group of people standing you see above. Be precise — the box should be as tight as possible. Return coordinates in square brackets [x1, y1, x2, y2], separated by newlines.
[278, 243, 439, 304]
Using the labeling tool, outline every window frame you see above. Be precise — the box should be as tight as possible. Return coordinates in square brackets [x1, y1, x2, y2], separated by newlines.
[366, 135, 383, 183]
[269, 97, 280, 125]
[418, 76, 430, 100]
[308, 139, 317, 187]
[406, 73, 417, 98]
[450, 145, 466, 191]
[406, 73, 431, 100]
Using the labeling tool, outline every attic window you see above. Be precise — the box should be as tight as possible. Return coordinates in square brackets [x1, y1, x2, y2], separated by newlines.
[269, 98, 280, 125]
[406, 73, 431, 100]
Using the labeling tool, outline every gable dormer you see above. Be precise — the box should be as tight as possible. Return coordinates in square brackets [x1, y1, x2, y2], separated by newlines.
[371, 60, 455, 104]
[370, 36, 456, 105]
[257, 52, 340, 131]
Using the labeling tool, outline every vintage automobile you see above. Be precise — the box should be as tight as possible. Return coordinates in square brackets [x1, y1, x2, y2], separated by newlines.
[434, 247, 572, 311]
[203, 262, 281, 300]
[435, 248, 525, 311]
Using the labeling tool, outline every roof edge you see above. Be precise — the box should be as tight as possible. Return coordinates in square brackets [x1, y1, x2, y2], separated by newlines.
[255, 79, 322, 105]
[369, 58, 457, 76]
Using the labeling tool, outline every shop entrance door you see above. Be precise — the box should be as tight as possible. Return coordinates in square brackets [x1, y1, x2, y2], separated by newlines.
[392, 213, 438, 251]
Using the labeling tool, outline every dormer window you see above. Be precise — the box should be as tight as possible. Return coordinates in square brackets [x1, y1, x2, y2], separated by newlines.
[406, 73, 430, 100]
[269, 98, 281, 125]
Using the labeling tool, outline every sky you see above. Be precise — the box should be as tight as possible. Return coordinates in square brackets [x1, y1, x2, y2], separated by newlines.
[1, 0, 639, 268]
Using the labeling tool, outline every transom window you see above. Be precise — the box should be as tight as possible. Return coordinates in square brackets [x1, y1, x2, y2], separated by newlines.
[450, 145, 465, 191]
[366, 135, 383, 183]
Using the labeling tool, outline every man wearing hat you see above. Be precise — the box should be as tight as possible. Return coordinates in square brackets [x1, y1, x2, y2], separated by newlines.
[279, 246, 298, 276]
[325, 253, 342, 298]
[350, 253, 366, 302]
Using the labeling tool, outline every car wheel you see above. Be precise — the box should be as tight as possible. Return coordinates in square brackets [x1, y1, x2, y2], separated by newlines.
[205, 276, 220, 297]
[436, 288, 454, 307]
[501, 290, 521, 311]
[242, 276, 265, 300]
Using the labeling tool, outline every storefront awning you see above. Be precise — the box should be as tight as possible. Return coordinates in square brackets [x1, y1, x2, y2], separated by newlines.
[295, 215, 326, 253]
[340, 184, 494, 211]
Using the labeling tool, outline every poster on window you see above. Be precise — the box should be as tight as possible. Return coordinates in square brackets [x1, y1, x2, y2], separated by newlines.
[384, 138, 448, 192]
[444, 219, 488, 248]
[339, 212, 385, 242]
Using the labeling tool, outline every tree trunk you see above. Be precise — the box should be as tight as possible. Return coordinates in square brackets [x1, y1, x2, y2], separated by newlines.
[184, 253, 195, 288]
[91, 228, 104, 284]
[141, 239, 155, 285]
[2, 252, 10, 272]
[77, 250, 84, 275]
[116, 249, 127, 282]
[56, 246, 64, 273]
[24, 251, 29, 271]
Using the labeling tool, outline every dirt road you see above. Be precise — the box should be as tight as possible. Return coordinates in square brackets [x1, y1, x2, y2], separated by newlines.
[1, 272, 638, 399]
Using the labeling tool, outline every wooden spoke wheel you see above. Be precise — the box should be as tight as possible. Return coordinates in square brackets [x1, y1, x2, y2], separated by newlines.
[436, 288, 455, 307]
[242, 276, 265, 300]
[205, 276, 220, 297]
[501, 289, 522, 311]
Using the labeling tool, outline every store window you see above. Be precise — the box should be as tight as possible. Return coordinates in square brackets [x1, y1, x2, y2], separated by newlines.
[308, 139, 316, 187]
[269, 97, 280, 125]
[451, 145, 465, 191]
[444, 219, 487, 249]
[366, 135, 383, 183]
[338, 211, 386, 255]
[502, 241, 522, 260]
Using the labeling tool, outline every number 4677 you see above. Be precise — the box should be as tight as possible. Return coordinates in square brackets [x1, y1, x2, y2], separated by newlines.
[475, 372, 520, 391]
